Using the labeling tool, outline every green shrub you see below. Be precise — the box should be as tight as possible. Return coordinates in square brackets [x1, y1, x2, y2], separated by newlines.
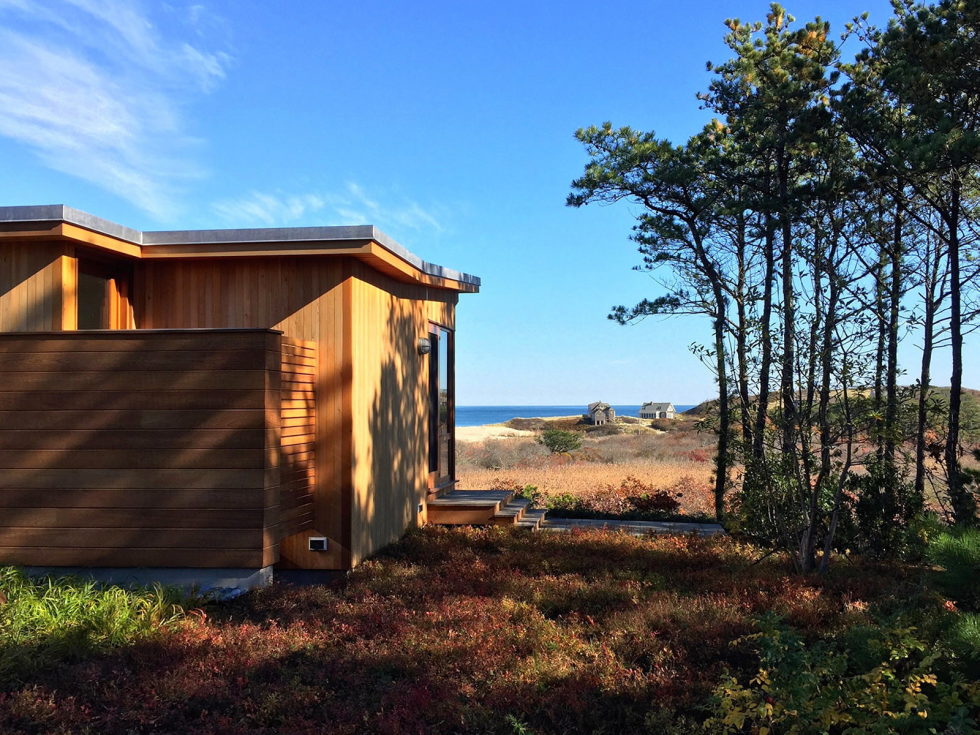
[513, 483, 542, 507]
[927, 527, 980, 610]
[537, 429, 582, 454]
[852, 461, 924, 560]
[0, 567, 189, 683]
[706, 613, 980, 733]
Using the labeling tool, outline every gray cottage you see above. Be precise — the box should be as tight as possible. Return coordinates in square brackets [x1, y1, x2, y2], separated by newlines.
[587, 401, 616, 425]
[640, 402, 676, 419]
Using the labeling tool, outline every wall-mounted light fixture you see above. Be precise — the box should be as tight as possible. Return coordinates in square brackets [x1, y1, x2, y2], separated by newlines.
[417, 337, 432, 355]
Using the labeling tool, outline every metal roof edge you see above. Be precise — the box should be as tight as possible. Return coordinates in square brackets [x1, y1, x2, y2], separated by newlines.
[0, 205, 480, 287]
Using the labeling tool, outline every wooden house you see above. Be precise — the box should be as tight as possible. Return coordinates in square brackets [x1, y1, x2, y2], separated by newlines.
[0, 204, 498, 589]
[586, 401, 615, 425]
[640, 402, 676, 419]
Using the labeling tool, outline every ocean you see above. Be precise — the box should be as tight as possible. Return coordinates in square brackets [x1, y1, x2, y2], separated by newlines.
[455, 405, 696, 427]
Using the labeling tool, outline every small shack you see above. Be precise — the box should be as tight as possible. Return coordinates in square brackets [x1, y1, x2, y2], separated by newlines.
[586, 401, 615, 425]
[640, 402, 676, 419]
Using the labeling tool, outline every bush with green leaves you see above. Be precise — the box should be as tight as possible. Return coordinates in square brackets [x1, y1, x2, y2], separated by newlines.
[851, 461, 925, 560]
[928, 527, 980, 678]
[537, 429, 582, 454]
[928, 527, 980, 610]
[706, 613, 980, 733]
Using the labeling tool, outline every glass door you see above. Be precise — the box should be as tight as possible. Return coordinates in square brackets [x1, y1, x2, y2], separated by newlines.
[428, 325, 454, 487]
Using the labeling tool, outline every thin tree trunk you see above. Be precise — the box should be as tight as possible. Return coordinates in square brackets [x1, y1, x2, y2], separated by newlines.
[945, 180, 974, 524]
[914, 246, 939, 499]
[735, 212, 753, 449]
[778, 147, 797, 457]
[753, 215, 776, 460]
[713, 293, 730, 521]
[884, 197, 903, 466]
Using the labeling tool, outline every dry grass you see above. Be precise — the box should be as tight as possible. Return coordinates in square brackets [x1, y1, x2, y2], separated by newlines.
[458, 462, 716, 516]
[456, 422, 717, 517]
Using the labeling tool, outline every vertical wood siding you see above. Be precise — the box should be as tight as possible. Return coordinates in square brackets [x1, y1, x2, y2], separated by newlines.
[349, 261, 457, 566]
[0, 330, 282, 569]
[0, 241, 70, 331]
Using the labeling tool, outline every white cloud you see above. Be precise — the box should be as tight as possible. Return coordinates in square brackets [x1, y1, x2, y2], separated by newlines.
[0, 1, 230, 218]
[212, 183, 448, 237]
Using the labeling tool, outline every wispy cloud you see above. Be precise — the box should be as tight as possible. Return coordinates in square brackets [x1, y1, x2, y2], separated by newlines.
[212, 183, 448, 237]
[0, 0, 231, 218]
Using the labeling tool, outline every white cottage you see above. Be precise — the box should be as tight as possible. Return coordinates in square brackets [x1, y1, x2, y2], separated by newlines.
[640, 402, 676, 419]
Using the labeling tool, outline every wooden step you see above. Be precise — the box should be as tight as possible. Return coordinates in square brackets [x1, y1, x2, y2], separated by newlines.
[427, 489, 514, 525]
[491, 497, 532, 526]
[517, 509, 547, 530]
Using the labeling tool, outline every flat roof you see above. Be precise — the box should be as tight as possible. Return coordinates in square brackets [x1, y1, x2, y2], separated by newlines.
[0, 204, 480, 289]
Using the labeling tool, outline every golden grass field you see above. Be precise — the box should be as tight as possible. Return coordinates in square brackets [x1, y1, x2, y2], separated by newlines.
[455, 418, 718, 517]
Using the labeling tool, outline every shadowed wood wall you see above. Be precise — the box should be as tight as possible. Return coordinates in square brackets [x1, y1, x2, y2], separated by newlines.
[279, 339, 317, 540]
[0, 330, 282, 569]
[0, 241, 71, 332]
[136, 257, 349, 569]
[349, 261, 456, 566]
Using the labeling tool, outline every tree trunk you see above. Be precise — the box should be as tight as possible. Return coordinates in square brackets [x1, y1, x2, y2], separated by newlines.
[735, 211, 753, 449]
[945, 180, 975, 524]
[713, 293, 730, 521]
[753, 217, 776, 460]
[914, 250, 938, 500]
[884, 197, 903, 467]
[778, 148, 797, 458]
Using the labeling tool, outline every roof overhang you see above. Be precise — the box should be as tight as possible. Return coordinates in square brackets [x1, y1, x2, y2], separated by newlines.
[0, 205, 480, 293]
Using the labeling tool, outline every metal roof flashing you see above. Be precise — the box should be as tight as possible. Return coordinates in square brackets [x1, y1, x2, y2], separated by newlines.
[0, 205, 480, 288]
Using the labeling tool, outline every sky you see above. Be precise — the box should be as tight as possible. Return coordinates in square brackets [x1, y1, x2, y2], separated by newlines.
[0, 0, 976, 406]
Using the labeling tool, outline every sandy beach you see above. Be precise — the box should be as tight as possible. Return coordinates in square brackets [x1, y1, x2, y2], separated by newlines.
[455, 414, 590, 442]
[455, 424, 536, 442]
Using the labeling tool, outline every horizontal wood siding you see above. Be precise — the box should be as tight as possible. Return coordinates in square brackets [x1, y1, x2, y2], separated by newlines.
[0, 330, 282, 569]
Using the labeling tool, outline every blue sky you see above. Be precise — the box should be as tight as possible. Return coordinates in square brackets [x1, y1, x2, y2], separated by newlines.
[0, 0, 974, 405]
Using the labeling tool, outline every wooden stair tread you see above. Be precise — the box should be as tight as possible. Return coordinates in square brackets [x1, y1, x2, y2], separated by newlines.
[493, 498, 532, 517]
[428, 490, 514, 508]
[428, 490, 513, 508]
[516, 510, 547, 530]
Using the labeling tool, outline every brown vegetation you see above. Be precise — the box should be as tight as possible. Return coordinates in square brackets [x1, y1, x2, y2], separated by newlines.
[456, 419, 716, 517]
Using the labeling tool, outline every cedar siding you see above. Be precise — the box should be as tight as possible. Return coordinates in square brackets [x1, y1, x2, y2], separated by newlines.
[0, 329, 281, 569]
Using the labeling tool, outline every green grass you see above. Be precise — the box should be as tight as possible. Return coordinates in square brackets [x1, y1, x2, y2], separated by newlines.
[0, 567, 189, 682]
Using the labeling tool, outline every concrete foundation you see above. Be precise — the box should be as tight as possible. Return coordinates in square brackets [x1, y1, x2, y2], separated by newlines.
[20, 565, 274, 598]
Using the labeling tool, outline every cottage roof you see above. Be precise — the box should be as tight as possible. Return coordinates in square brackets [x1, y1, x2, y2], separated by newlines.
[641, 402, 674, 411]
[0, 204, 480, 293]
[588, 401, 611, 412]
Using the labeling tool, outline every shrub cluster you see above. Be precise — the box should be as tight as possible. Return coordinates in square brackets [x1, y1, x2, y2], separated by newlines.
[707, 526, 980, 732]
[544, 475, 691, 522]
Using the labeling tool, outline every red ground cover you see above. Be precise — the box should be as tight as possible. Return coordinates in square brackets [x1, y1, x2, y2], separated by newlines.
[0, 527, 913, 734]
